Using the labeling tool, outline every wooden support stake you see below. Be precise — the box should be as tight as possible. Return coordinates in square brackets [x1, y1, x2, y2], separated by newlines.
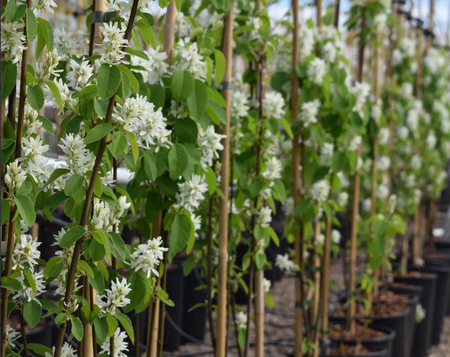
[215, 1, 234, 356]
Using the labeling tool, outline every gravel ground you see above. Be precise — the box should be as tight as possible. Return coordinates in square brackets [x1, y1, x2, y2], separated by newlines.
[163, 211, 450, 357]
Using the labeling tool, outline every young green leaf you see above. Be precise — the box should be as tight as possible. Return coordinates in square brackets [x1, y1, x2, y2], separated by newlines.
[27, 85, 45, 110]
[168, 143, 189, 181]
[1, 61, 17, 102]
[60, 226, 86, 248]
[64, 174, 84, 196]
[84, 123, 113, 144]
[26, 8, 38, 42]
[117, 313, 134, 343]
[23, 300, 42, 328]
[171, 70, 195, 100]
[98, 64, 121, 100]
[46, 81, 64, 112]
[71, 316, 84, 341]
[187, 80, 209, 121]
[213, 49, 226, 85]
[15, 195, 36, 226]
[169, 213, 192, 262]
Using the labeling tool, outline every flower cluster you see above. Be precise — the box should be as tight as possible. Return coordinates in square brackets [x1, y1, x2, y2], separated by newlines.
[310, 180, 331, 203]
[100, 328, 129, 357]
[59, 134, 96, 176]
[173, 38, 207, 80]
[97, 278, 131, 315]
[97, 22, 128, 66]
[263, 92, 286, 119]
[175, 175, 209, 213]
[300, 99, 321, 127]
[276, 253, 299, 273]
[129, 237, 168, 278]
[197, 126, 226, 168]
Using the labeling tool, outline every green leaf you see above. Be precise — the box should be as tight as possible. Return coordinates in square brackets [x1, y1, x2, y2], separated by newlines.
[28, 85, 45, 110]
[118, 65, 139, 93]
[174, 117, 198, 143]
[266, 226, 279, 246]
[46, 168, 70, 187]
[24, 300, 42, 328]
[1, 277, 22, 291]
[213, 50, 226, 85]
[143, 151, 158, 180]
[175, 0, 182, 10]
[73, 85, 97, 99]
[23, 270, 37, 294]
[187, 80, 209, 121]
[88, 239, 106, 262]
[110, 232, 127, 259]
[98, 64, 120, 100]
[136, 19, 156, 48]
[294, 199, 315, 223]
[171, 70, 194, 100]
[77, 260, 94, 278]
[60, 226, 86, 248]
[38, 18, 53, 50]
[109, 132, 127, 158]
[206, 101, 228, 125]
[26, 8, 38, 42]
[183, 257, 196, 276]
[15, 195, 36, 226]
[265, 293, 274, 308]
[88, 263, 105, 294]
[46, 81, 64, 112]
[84, 123, 113, 144]
[169, 213, 192, 262]
[92, 230, 108, 251]
[1, 138, 15, 164]
[64, 174, 84, 196]
[125, 272, 147, 312]
[1, 61, 17, 102]
[208, 88, 226, 107]
[238, 328, 246, 349]
[211, 0, 231, 13]
[273, 179, 286, 203]
[71, 316, 84, 341]
[94, 316, 108, 342]
[159, 0, 171, 8]
[37, 115, 55, 135]
[168, 143, 189, 181]
[255, 253, 266, 269]
[28, 344, 53, 356]
[1, 200, 10, 225]
[204, 167, 216, 195]
[117, 313, 134, 343]
[43, 257, 62, 279]
[279, 119, 293, 139]
[127, 132, 139, 163]
[4, 0, 17, 22]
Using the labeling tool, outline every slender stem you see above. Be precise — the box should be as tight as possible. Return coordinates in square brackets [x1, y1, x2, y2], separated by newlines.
[110, 159, 117, 357]
[157, 226, 169, 357]
[291, 0, 303, 355]
[136, 311, 140, 357]
[19, 308, 30, 357]
[334, 0, 340, 28]
[230, 288, 243, 357]
[206, 197, 216, 349]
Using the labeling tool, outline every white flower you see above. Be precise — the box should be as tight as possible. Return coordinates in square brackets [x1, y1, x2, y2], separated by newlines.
[283, 197, 294, 216]
[276, 253, 298, 273]
[411, 155, 422, 170]
[231, 91, 250, 118]
[337, 192, 349, 206]
[191, 213, 202, 235]
[307, 58, 327, 85]
[132, 46, 170, 85]
[397, 126, 409, 139]
[5, 325, 19, 348]
[322, 42, 337, 62]
[35, 49, 63, 83]
[262, 157, 282, 180]
[376, 184, 389, 200]
[236, 311, 248, 330]
[310, 180, 330, 203]
[44, 78, 77, 112]
[20, 136, 49, 166]
[66, 60, 93, 90]
[59, 134, 96, 176]
[406, 109, 420, 132]
[415, 303, 426, 323]
[1, 22, 27, 64]
[413, 189, 422, 205]
[130, 236, 168, 278]
[373, 14, 386, 32]
[175, 175, 209, 213]
[13, 271, 46, 302]
[405, 174, 416, 188]
[54, 29, 79, 60]
[11, 234, 41, 270]
[299, 99, 321, 127]
[54, 270, 81, 297]
[401, 83, 413, 98]
[332, 230, 341, 245]
[351, 82, 371, 114]
[378, 128, 390, 145]
[378, 156, 391, 171]
[425, 132, 437, 150]
[97, 22, 128, 66]
[100, 328, 128, 357]
[173, 38, 207, 80]
[175, 11, 191, 38]
[371, 102, 382, 121]
[32, 0, 57, 13]
[61, 342, 76, 357]
[97, 278, 131, 315]
[320, 143, 334, 166]
[362, 198, 372, 212]
[198, 125, 226, 168]
[257, 207, 272, 228]
[263, 278, 271, 293]
[424, 48, 446, 75]
[315, 234, 325, 246]
[300, 25, 315, 60]
[5, 160, 27, 193]
[400, 37, 415, 58]
[392, 49, 403, 66]
[263, 92, 285, 119]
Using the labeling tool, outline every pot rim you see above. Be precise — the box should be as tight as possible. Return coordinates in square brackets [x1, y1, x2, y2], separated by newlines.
[328, 323, 396, 343]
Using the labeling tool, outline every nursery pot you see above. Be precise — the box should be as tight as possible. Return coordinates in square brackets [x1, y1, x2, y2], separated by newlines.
[330, 304, 410, 357]
[329, 323, 395, 357]
[394, 271, 437, 357]
[434, 239, 450, 254]
[411, 265, 450, 345]
[181, 262, 207, 344]
[163, 261, 186, 351]
[423, 252, 450, 267]
[320, 340, 388, 357]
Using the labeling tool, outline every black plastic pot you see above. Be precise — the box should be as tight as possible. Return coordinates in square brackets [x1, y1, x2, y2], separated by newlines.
[414, 265, 450, 345]
[181, 263, 207, 344]
[394, 272, 437, 357]
[163, 262, 186, 351]
[329, 323, 395, 357]
[434, 239, 450, 253]
[330, 305, 410, 357]
[423, 253, 450, 267]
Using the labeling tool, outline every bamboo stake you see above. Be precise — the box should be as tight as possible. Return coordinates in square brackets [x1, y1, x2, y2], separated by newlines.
[147, 6, 177, 356]
[216, 2, 234, 356]
[348, 12, 367, 335]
